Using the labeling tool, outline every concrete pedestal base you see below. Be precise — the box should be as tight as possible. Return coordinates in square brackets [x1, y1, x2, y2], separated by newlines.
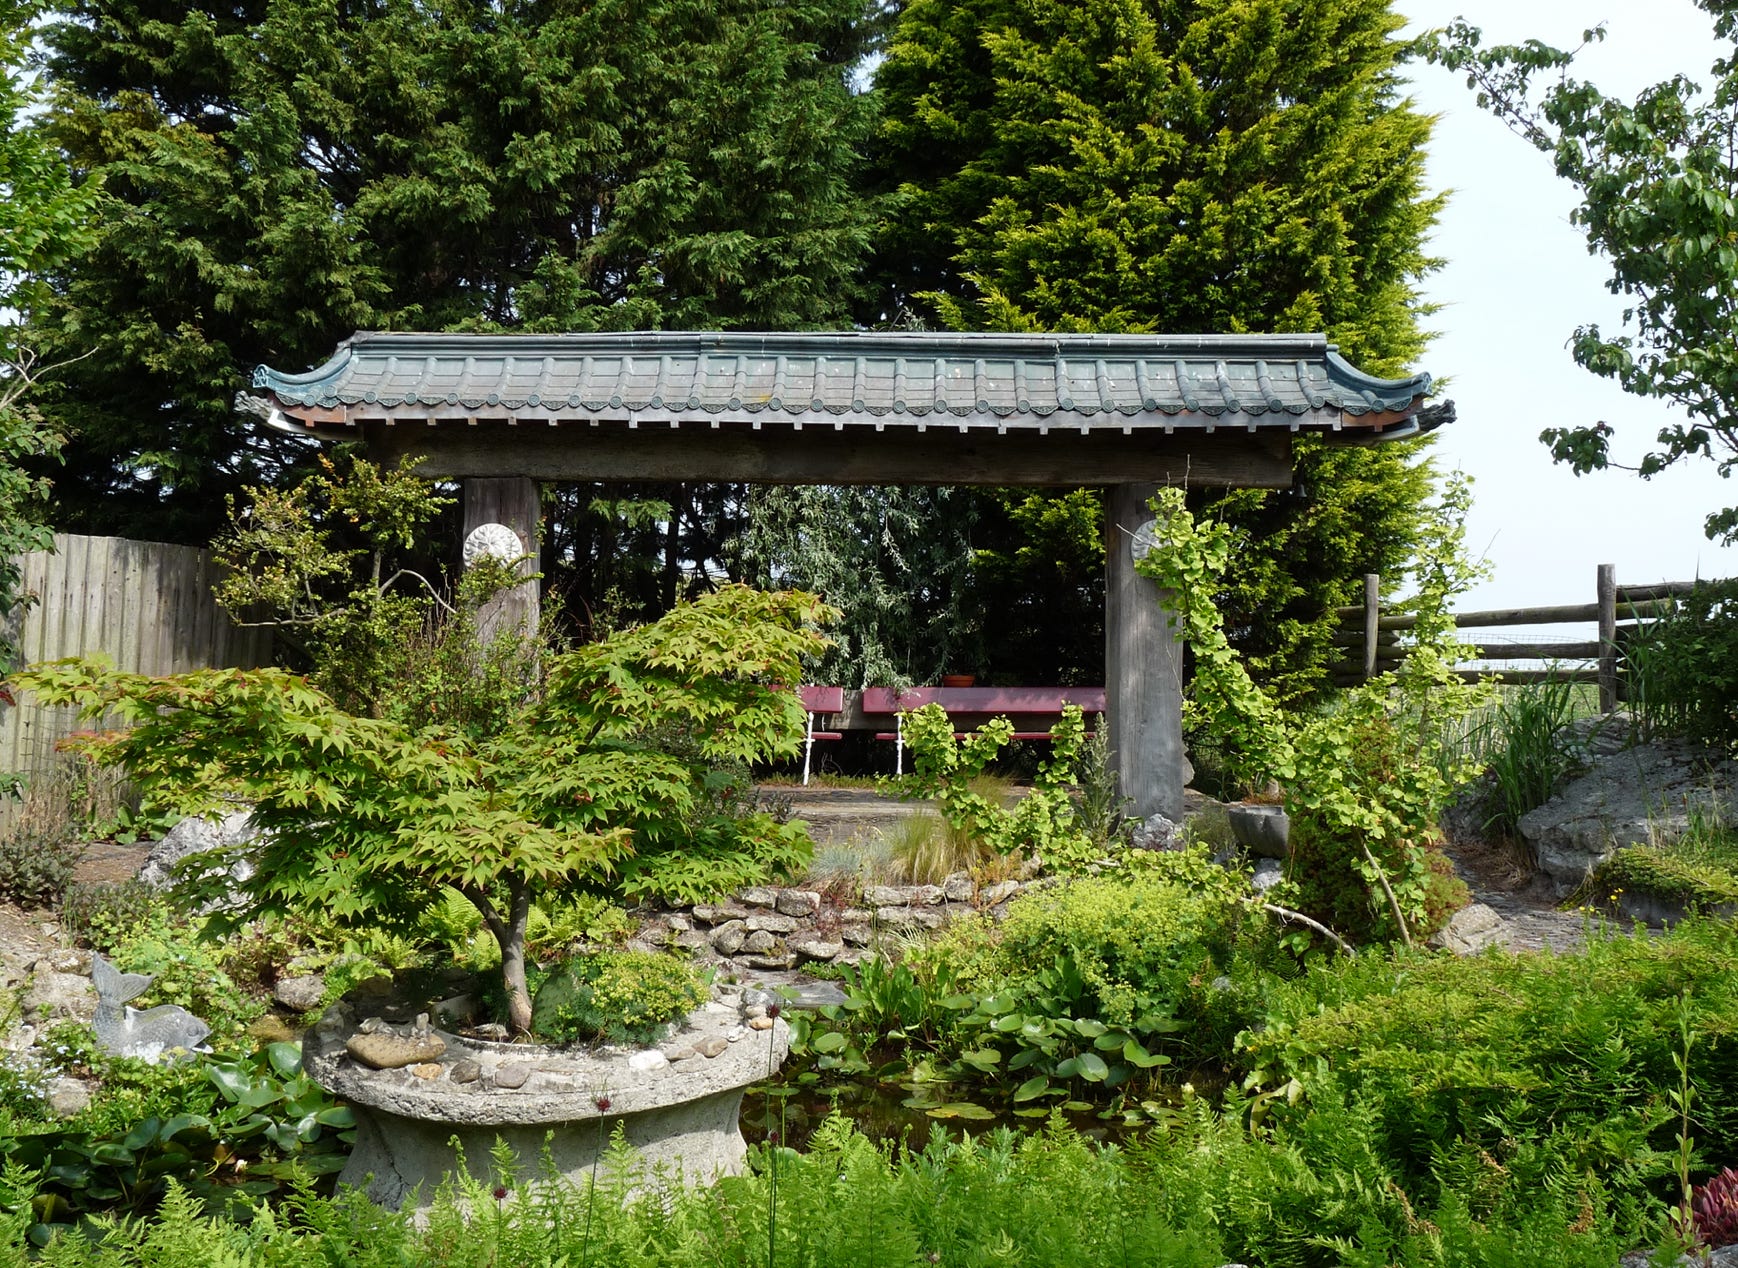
[305, 999, 788, 1214]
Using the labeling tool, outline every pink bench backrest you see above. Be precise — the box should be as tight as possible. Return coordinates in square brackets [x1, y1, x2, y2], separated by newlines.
[858, 686, 1105, 714]
[797, 685, 846, 713]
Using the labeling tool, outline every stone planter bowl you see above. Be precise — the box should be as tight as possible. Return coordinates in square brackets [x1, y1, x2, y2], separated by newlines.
[305, 996, 788, 1215]
[1226, 803, 1290, 859]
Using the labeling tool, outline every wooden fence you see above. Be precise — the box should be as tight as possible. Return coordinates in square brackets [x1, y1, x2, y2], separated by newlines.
[0, 534, 272, 786]
[1330, 564, 1708, 711]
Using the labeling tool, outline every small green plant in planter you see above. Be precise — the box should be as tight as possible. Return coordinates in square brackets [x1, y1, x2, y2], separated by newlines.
[530, 951, 708, 1046]
[17, 584, 833, 1036]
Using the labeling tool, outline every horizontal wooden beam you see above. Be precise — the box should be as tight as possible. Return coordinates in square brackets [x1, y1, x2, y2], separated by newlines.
[1331, 668, 1602, 687]
[361, 421, 1295, 488]
[1335, 597, 1682, 633]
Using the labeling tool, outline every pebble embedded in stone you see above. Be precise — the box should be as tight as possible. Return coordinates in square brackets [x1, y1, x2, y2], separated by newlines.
[411, 1062, 443, 1079]
[449, 1060, 482, 1084]
[628, 1050, 669, 1073]
[664, 1046, 697, 1062]
[494, 1062, 531, 1089]
[726, 1025, 747, 1042]
[747, 1016, 774, 1031]
[696, 1036, 729, 1058]
[346, 1031, 448, 1070]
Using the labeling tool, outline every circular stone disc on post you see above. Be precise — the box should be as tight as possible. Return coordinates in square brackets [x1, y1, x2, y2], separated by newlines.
[462, 522, 524, 568]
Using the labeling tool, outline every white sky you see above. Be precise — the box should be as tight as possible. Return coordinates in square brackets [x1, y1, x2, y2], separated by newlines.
[1397, 0, 1737, 611]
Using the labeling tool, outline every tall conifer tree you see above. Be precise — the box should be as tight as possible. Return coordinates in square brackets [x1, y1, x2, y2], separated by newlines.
[34, 0, 878, 542]
[867, 0, 1441, 703]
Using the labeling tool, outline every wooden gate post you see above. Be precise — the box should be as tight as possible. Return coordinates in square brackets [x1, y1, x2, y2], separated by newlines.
[1105, 483, 1185, 823]
[1597, 562, 1617, 713]
[463, 478, 541, 644]
[1363, 573, 1381, 682]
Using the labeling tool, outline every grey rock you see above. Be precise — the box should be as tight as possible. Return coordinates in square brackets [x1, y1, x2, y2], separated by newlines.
[741, 930, 780, 955]
[1520, 743, 1738, 895]
[664, 1046, 698, 1062]
[1428, 903, 1507, 956]
[628, 1050, 669, 1073]
[691, 902, 752, 925]
[46, 1076, 93, 1119]
[738, 886, 778, 908]
[862, 884, 914, 907]
[789, 936, 844, 964]
[710, 920, 748, 955]
[980, 880, 1021, 905]
[774, 889, 822, 917]
[1250, 859, 1284, 895]
[745, 913, 800, 935]
[1131, 813, 1184, 852]
[942, 873, 975, 903]
[346, 1031, 447, 1070]
[22, 970, 95, 1025]
[273, 974, 327, 1013]
[912, 884, 946, 906]
[739, 985, 779, 1018]
[740, 954, 797, 970]
[875, 907, 945, 931]
[664, 913, 693, 933]
[494, 1062, 531, 1089]
[839, 920, 873, 946]
[138, 810, 260, 894]
[673, 929, 714, 954]
[449, 1060, 482, 1084]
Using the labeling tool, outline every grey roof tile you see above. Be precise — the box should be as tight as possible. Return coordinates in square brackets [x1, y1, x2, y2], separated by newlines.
[249, 330, 1438, 433]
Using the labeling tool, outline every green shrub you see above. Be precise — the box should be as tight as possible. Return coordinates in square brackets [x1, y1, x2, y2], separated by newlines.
[530, 951, 708, 1046]
[58, 880, 156, 950]
[1478, 675, 1589, 841]
[0, 801, 82, 907]
[1626, 578, 1738, 749]
[1241, 919, 1738, 1207]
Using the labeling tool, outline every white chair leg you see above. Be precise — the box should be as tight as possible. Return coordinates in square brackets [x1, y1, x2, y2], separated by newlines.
[802, 713, 815, 786]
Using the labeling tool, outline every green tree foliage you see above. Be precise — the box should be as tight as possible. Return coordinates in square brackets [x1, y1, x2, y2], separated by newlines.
[18, 585, 831, 1034]
[740, 483, 979, 686]
[0, 0, 100, 669]
[1427, 9, 1738, 543]
[866, 0, 1442, 701]
[32, 0, 878, 541]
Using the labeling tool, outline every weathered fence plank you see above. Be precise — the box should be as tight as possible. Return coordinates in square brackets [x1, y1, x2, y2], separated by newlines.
[1329, 566, 1727, 710]
[0, 534, 272, 788]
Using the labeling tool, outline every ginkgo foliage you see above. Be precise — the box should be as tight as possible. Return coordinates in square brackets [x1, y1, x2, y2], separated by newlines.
[18, 585, 833, 1034]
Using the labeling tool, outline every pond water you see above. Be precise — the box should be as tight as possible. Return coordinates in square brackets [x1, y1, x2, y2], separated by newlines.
[738, 1062, 1193, 1152]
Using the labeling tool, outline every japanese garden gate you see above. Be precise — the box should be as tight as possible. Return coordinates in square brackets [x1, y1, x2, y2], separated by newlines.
[246, 330, 1450, 823]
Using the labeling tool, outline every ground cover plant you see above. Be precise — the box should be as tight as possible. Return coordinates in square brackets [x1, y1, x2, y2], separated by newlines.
[0, 1114, 1647, 1267]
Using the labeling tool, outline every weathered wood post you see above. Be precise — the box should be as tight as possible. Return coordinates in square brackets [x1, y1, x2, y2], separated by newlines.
[1597, 562, 1617, 713]
[462, 478, 541, 643]
[1363, 572, 1381, 682]
[1105, 482, 1185, 823]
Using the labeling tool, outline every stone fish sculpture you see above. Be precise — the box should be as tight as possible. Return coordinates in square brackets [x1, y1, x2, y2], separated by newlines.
[91, 953, 211, 1062]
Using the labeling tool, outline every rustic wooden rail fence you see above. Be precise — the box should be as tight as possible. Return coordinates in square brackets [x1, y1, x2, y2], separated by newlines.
[1330, 563, 1708, 711]
[0, 533, 271, 791]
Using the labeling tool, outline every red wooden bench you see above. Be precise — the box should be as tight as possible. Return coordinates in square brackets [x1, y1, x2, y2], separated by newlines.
[858, 686, 1106, 775]
[796, 685, 846, 786]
